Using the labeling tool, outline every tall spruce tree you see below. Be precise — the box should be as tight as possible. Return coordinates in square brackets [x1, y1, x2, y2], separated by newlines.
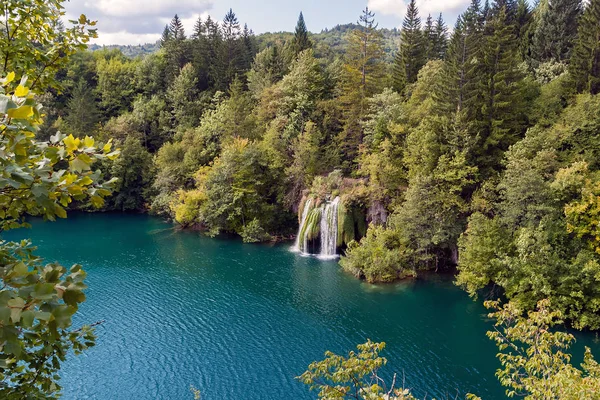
[164, 15, 189, 84]
[65, 79, 99, 137]
[292, 12, 312, 56]
[191, 16, 209, 91]
[345, 7, 385, 99]
[205, 16, 225, 89]
[160, 25, 171, 48]
[222, 9, 242, 87]
[570, 0, 600, 94]
[531, 0, 582, 64]
[515, 0, 533, 61]
[433, 14, 448, 59]
[169, 14, 185, 40]
[436, 0, 485, 117]
[478, 7, 527, 174]
[393, 0, 425, 93]
[338, 8, 385, 171]
[241, 24, 257, 72]
[423, 14, 436, 60]
[192, 15, 206, 39]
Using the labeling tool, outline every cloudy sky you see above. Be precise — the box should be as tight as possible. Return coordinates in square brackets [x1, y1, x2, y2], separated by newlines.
[64, 0, 471, 46]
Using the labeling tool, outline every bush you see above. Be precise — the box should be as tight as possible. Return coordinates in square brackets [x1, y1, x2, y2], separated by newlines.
[240, 219, 272, 243]
[340, 225, 415, 283]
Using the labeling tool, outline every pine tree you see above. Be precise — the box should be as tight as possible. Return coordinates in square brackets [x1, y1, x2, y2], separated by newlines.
[433, 14, 448, 59]
[160, 25, 171, 48]
[339, 8, 386, 171]
[292, 12, 312, 56]
[222, 9, 242, 87]
[478, 7, 527, 174]
[393, 0, 425, 93]
[169, 14, 185, 40]
[190, 16, 209, 91]
[423, 14, 436, 60]
[164, 15, 189, 85]
[434, 1, 485, 123]
[205, 16, 225, 89]
[192, 15, 205, 39]
[65, 79, 99, 137]
[531, 0, 582, 64]
[345, 7, 386, 100]
[492, 0, 518, 22]
[515, 0, 533, 60]
[241, 24, 257, 71]
[570, 0, 600, 94]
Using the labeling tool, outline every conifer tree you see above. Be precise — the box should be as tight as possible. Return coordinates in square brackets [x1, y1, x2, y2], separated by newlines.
[570, 0, 600, 94]
[205, 16, 225, 89]
[241, 24, 257, 71]
[192, 15, 206, 39]
[65, 79, 99, 137]
[292, 12, 312, 56]
[492, 0, 518, 22]
[190, 16, 209, 91]
[222, 9, 242, 87]
[515, 0, 533, 60]
[478, 7, 527, 174]
[160, 25, 171, 48]
[169, 14, 185, 40]
[433, 14, 448, 59]
[423, 14, 435, 60]
[531, 0, 582, 63]
[436, 1, 484, 117]
[393, 0, 425, 93]
[164, 15, 189, 84]
[345, 7, 385, 100]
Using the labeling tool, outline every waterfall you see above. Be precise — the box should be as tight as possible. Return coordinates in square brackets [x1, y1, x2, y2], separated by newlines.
[319, 197, 340, 258]
[294, 198, 313, 253]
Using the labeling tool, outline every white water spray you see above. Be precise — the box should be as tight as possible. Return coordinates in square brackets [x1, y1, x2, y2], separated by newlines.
[319, 197, 340, 258]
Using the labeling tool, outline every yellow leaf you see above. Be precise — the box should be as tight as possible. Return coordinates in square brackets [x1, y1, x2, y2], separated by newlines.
[14, 85, 29, 97]
[63, 134, 80, 152]
[3, 72, 15, 86]
[83, 136, 95, 148]
[80, 176, 94, 186]
[102, 140, 112, 153]
[55, 205, 67, 219]
[7, 105, 33, 119]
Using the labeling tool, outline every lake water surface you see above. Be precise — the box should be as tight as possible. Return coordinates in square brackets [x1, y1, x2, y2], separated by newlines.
[5, 213, 600, 399]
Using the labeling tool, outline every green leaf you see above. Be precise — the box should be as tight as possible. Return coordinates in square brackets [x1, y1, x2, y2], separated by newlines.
[12, 262, 28, 276]
[70, 156, 91, 172]
[7, 297, 25, 323]
[21, 310, 34, 328]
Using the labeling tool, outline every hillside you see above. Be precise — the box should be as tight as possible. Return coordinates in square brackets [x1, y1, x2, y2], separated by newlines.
[89, 23, 401, 62]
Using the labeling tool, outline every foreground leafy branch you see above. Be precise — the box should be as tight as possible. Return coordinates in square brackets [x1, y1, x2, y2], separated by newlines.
[0, 72, 118, 397]
[486, 299, 600, 399]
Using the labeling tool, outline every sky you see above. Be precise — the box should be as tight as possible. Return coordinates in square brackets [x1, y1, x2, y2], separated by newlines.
[63, 0, 472, 46]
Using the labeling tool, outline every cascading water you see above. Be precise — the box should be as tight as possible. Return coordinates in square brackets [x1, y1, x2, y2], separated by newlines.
[294, 198, 313, 253]
[319, 197, 340, 259]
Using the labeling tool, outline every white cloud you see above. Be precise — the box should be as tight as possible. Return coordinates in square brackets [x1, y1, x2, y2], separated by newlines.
[368, 0, 407, 19]
[368, 0, 469, 21]
[63, 0, 214, 45]
[92, 31, 161, 46]
[93, 0, 211, 18]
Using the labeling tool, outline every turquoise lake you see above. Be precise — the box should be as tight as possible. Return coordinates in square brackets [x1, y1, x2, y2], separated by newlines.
[4, 213, 600, 399]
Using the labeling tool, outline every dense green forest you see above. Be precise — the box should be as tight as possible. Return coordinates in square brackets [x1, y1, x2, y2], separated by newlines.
[2, 0, 600, 397]
[38, 0, 600, 330]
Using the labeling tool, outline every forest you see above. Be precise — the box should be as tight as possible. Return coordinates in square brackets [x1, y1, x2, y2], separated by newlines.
[36, 0, 600, 330]
[2, 0, 600, 397]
